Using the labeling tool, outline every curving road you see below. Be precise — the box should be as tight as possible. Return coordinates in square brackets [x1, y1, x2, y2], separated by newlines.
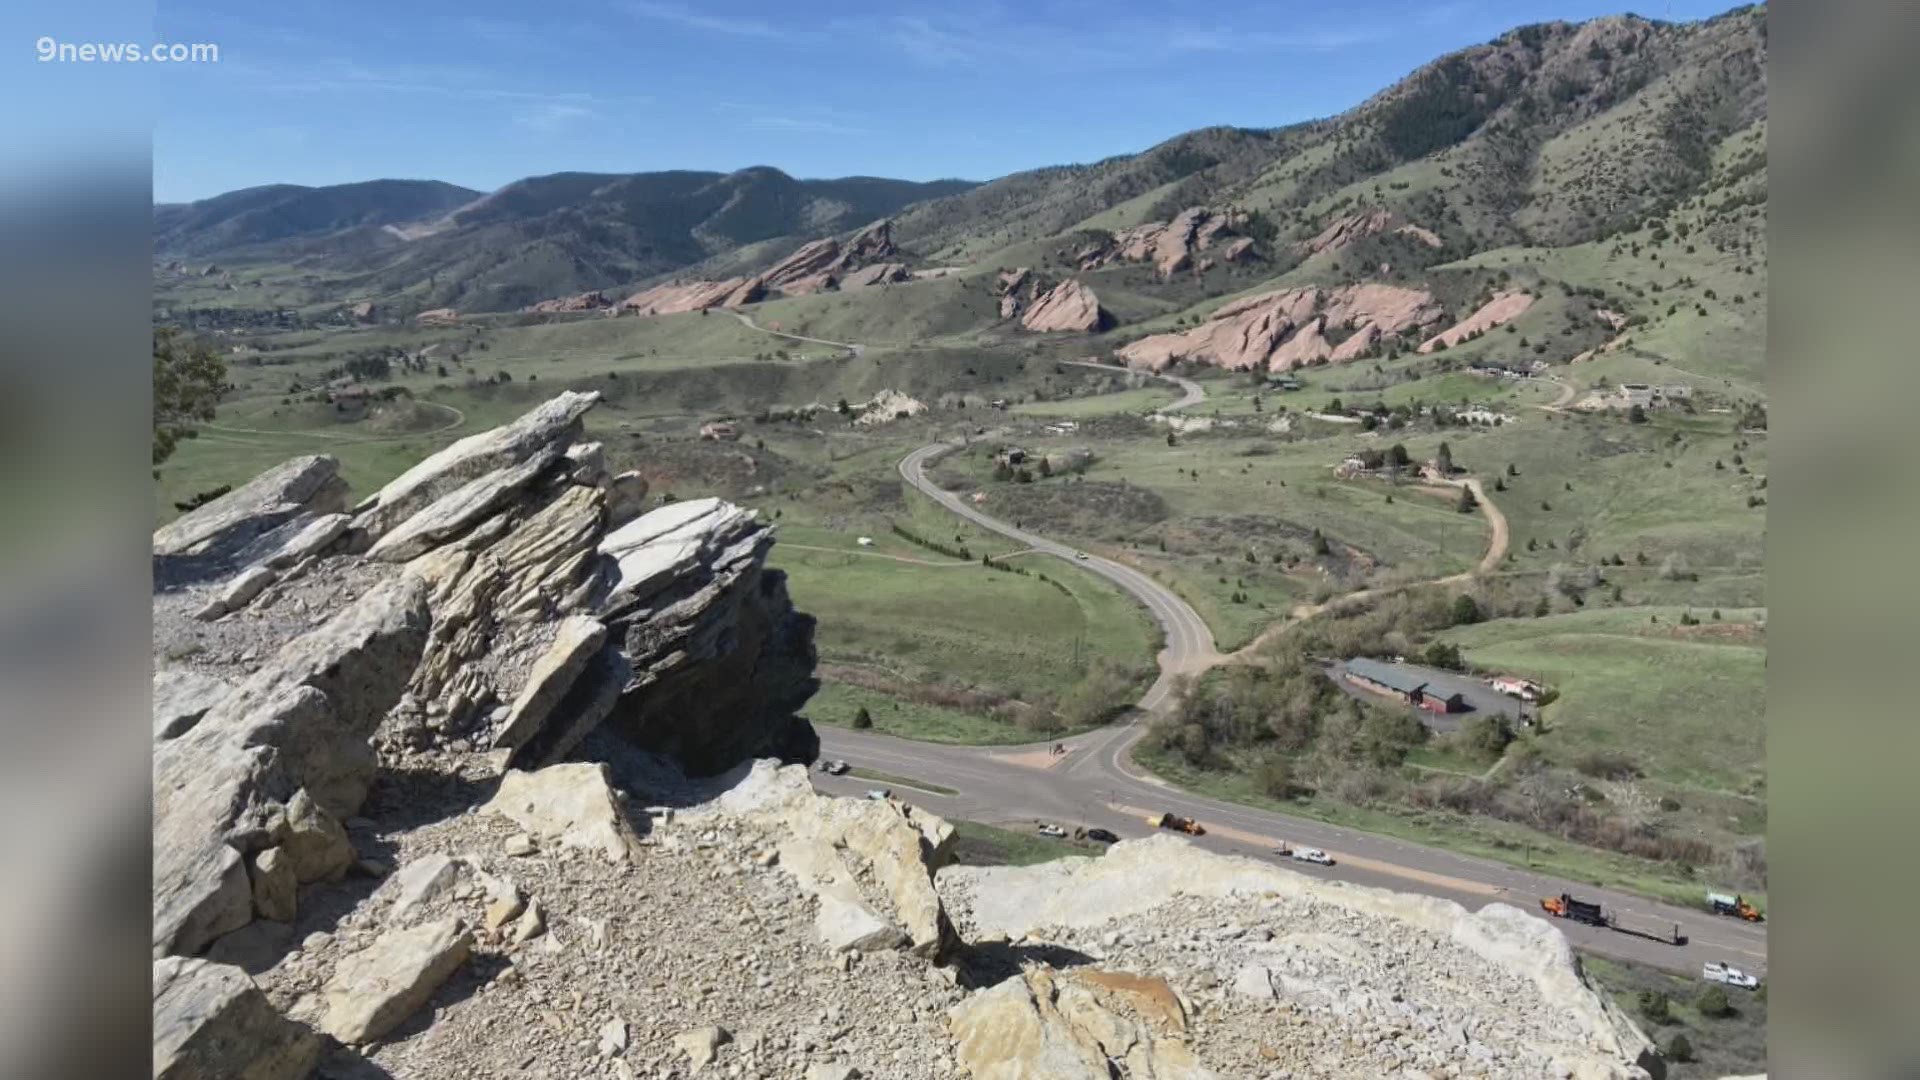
[729, 313, 1767, 976]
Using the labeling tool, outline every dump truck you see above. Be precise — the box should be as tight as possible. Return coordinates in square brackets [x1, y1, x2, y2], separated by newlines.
[1540, 893, 1608, 927]
[1145, 812, 1206, 836]
[1708, 892, 1764, 922]
[1542, 893, 1685, 945]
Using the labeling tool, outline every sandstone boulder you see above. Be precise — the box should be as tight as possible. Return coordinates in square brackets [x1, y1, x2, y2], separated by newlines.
[1019, 280, 1106, 333]
[707, 760, 955, 959]
[947, 966, 1212, 1080]
[486, 763, 640, 864]
[153, 957, 321, 1080]
[319, 916, 472, 1044]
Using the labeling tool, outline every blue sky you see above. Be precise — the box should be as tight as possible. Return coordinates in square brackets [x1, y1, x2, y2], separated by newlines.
[44, 0, 1746, 202]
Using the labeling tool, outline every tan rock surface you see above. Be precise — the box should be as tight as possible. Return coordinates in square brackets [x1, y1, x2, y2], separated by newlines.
[319, 916, 472, 1044]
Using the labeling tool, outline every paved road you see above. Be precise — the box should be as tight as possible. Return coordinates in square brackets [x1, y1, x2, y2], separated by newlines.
[732, 312, 1768, 977]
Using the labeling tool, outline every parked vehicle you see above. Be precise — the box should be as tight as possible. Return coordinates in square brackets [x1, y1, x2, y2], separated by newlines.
[864, 789, 890, 801]
[1086, 828, 1119, 844]
[1036, 824, 1066, 838]
[1703, 961, 1760, 990]
[1707, 892, 1764, 922]
[1145, 812, 1205, 836]
[1290, 847, 1335, 866]
[1074, 551, 1090, 560]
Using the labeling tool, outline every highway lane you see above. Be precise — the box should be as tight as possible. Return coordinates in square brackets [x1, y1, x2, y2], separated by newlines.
[727, 310, 1768, 977]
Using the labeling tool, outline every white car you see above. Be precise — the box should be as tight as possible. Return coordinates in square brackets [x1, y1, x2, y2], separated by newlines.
[1290, 847, 1335, 866]
[864, 788, 890, 801]
[1036, 824, 1067, 838]
[1702, 962, 1759, 989]
[1074, 551, 1090, 560]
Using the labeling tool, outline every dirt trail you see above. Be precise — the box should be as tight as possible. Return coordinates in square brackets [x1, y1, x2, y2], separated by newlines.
[1226, 476, 1508, 662]
[203, 401, 468, 443]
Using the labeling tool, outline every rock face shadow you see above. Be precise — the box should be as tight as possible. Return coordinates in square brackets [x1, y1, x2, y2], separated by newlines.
[953, 939, 1098, 991]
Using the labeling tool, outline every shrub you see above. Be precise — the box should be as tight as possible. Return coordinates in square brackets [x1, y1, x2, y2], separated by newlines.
[1253, 754, 1295, 799]
[1450, 594, 1483, 625]
[1696, 986, 1733, 1018]
[1662, 1033, 1693, 1062]
[851, 707, 873, 730]
[1637, 990, 1672, 1024]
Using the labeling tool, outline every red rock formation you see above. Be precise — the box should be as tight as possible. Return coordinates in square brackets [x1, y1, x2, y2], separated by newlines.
[1298, 209, 1396, 255]
[1117, 284, 1442, 372]
[1078, 207, 1248, 277]
[415, 308, 459, 325]
[618, 278, 759, 316]
[1417, 291, 1535, 353]
[1267, 316, 1333, 371]
[840, 263, 910, 289]
[1329, 322, 1382, 362]
[1221, 238, 1256, 263]
[524, 291, 611, 314]
[1019, 280, 1106, 333]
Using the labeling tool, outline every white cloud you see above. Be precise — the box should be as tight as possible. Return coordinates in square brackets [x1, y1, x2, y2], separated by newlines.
[619, 1, 779, 38]
[514, 103, 599, 131]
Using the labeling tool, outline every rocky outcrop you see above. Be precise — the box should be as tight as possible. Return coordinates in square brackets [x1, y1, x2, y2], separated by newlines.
[853, 388, 927, 426]
[942, 835, 1658, 1079]
[1397, 222, 1444, 248]
[1297, 207, 1397, 255]
[154, 455, 349, 564]
[1117, 284, 1443, 372]
[153, 574, 432, 957]
[839, 262, 909, 289]
[1329, 321, 1382, 362]
[705, 760, 956, 959]
[596, 498, 819, 774]
[153, 957, 321, 1080]
[1419, 291, 1536, 353]
[1019, 280, 1108, 333]
[523, 290, 611, 314]
[153, 669, 233, 741]
[351, 390, 599, 543]
[619, 277, 761, 316]
[948, 966, 1211, 1080]
[1077, 207, 1247, 277]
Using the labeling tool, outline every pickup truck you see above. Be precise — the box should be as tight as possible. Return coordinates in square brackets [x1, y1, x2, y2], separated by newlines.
[1703, 961, 1760, 990]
